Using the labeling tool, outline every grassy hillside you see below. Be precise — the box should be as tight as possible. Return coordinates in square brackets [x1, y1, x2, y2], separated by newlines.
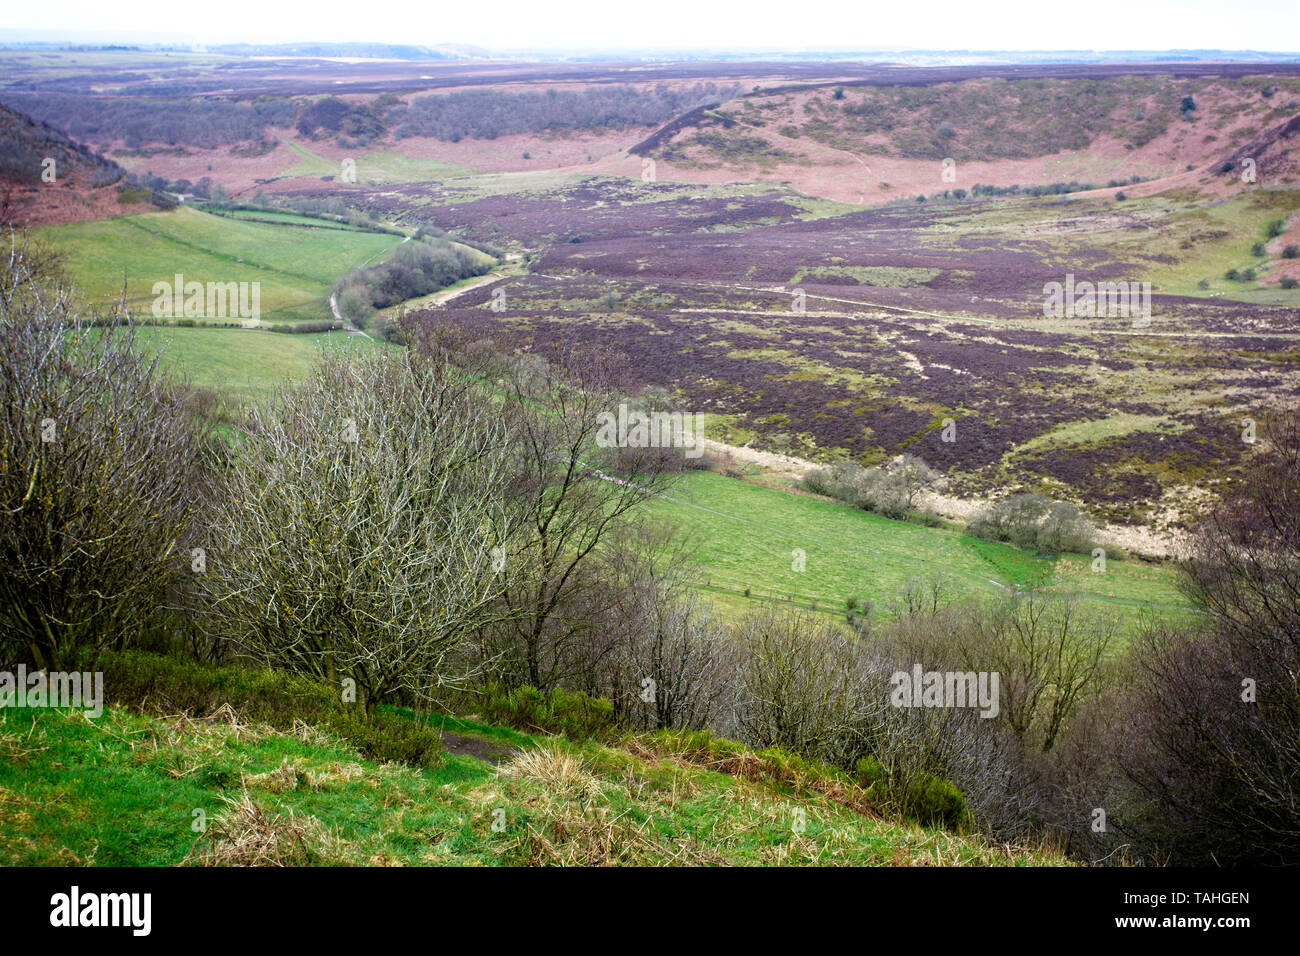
[38, 205, 404, 321]
[649, 470, 1195, 634]
[280, 141, 475, 182]
[135, 326, 394, 404]
[0, 701, 1064, 867]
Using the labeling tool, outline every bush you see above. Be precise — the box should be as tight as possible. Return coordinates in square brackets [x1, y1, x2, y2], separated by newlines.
[856, 756, 967, 830]
[329, 709, 445, 767]
[593, 527, 737, 731]
[1122, 620, 1300, 864]
[967, 493, 1098, 556]
[332, 236, 493, 316]
[802, 455, 939, 520]
[1118, 409, 1300, 864]
[729, 607, 880, 769]
[193, 348, 520, 710]
[99, 650, 445, 767]
[480, 683, 619, 741]
[1282, 277, 1299, 290]
[0, 236, 207, 670]
[269, 319, 343, 334]
[905, 773, 967, 829]
[1284, 245, 1299, 259]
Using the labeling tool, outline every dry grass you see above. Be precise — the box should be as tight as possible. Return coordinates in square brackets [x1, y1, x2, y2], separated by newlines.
[184, 790, 339, 866]
[501, 746, 601, 799]
[626, 735, 880, 819]
[488, 745, 725, 865]
[246, 757, 372, 793]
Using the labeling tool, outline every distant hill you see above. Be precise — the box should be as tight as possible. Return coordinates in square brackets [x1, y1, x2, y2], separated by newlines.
[207, 42, 488, 60]
[629, 72, 1300, 205]
[0, 101, 124, 186]
[0, 101, 131, 225]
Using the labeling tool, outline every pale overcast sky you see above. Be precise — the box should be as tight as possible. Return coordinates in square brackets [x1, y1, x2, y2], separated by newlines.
[2, 0, 1297, 53]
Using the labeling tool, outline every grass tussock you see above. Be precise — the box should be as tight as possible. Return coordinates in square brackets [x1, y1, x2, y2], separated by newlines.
[184, 790, 341, 867]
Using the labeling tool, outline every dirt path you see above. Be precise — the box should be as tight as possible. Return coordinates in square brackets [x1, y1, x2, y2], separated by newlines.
[425, 271, 508, 307]
[441, 732, 512, 765]
[329, 292, 372, 338]
[725, 283, 1300, 339]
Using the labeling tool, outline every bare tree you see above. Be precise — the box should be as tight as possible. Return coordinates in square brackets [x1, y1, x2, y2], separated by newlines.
[196, 348, 521, 711]
[478, 345, 678, 691]
[0, 230, 206, 670]
[729, 607, 882, 768]
[1119, 407, 1300, 864]
[598, 522, 736, 731]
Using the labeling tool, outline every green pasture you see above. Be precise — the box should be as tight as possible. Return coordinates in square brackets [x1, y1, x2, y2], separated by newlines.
[648, 470, 1196, 637]
[38, 205, 403, 321]
[134, 325, 392, 404]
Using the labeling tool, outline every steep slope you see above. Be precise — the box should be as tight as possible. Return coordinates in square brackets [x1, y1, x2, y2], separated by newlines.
[0, 102, 132, 226]
[630, 75, 1300, 205]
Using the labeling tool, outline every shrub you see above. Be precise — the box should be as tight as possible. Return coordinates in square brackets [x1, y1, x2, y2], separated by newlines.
[329, 709, 445, 767]
[269, 319, 344, 334]
[480, 683, 619, 741]
[0, 236, 207, 670]
[1284, 245, 1299, 259]
[594, 525, 737, 731]
[1122, 620, 1300, 864]
[332, 236, 493, 316]
[856, 752, 967, 830]
[906, 773, 967, 829]
[802, 455, 939, 520]
[967, 493, 1098, 556]
[1118, 409, 1300, 864]
[99, 650, 445, 767]
[729, 607, 881, 769]
[854, 756, 887, 791]
[194, 348, 520, 711]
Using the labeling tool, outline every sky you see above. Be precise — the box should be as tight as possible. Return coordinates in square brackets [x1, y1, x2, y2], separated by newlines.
[1, 0, 1297, 53]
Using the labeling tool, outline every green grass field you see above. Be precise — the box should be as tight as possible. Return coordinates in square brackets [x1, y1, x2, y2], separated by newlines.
[280, 142, 474, 183]
[649, 470, 1195, 634]
[0, 703, 1063, 866]
[134, 326, 393, 404]
[39, 205, 404, 321]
